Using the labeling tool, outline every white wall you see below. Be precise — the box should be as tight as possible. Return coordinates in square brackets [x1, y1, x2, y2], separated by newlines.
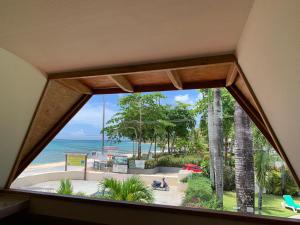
[0, 48, 46, 187]
[237, 0, 300, 177]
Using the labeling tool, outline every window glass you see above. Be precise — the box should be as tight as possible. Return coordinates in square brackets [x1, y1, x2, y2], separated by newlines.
[12, 88, 299, 220]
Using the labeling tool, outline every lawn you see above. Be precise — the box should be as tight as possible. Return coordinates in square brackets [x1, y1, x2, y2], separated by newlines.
[223, 192, 300, 218]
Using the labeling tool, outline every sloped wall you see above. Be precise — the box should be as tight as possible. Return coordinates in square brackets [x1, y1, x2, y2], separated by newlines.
[236, 0, 300, 177]
[0, 48, 46, 187]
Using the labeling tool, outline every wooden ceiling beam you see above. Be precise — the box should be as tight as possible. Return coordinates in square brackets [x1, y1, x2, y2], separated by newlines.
[167, 70, 182, 89]
[109, 75, 134, 92]
[48, 54, 235, 80]
[93, 80, 226, 94]
[57, 79, 92, 95]
[226, 63, 238, 87]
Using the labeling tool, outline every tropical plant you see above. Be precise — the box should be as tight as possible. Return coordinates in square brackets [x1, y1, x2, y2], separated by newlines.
[98, 176, 154, 203]
[223, 165, 235, 191]
[265, 169, 298, 196]
[234, 103, 255, 214]
[57, 179, 73, 195]
[75, 191, 87, 197]
[255, 150, 272, 213]
[156, 154, 201, 167]
[183, 175, 218, 209]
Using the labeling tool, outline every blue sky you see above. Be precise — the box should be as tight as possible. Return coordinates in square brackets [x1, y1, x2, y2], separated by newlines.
[55, 89, 202, 140]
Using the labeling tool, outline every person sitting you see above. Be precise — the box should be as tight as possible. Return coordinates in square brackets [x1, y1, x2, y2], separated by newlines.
[162, 177, 168, 188]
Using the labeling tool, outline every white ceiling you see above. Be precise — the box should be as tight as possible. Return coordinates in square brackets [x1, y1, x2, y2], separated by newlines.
[0, 0, 253, 73]
[237, 0, 300, 178]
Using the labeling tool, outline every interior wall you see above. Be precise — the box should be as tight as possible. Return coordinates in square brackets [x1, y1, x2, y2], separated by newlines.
[236, 0, 300, 177]
[0, 48, 46, 187]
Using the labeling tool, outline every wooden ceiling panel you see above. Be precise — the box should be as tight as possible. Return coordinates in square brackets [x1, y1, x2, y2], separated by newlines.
[19, 81, 83, 160]
[177, 63, 232, 83]
[79, 76, 117, 89]
[125, 71, 171, 86]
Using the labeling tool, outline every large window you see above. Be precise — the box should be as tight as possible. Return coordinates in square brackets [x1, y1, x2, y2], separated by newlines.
[11, 88, 299, 220]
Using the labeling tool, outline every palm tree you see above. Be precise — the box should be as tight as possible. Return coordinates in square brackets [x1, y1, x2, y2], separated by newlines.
[234, 103, 255, 214]
[57, 179, 73, 195]
[212, 88, 224, 208]
[207, 103, 215, 187]
[255, 149, 271, 213]
[98, 176, 154, 203]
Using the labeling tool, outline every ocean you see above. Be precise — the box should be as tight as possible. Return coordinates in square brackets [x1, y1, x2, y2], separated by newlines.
[32, 139, 154, 165]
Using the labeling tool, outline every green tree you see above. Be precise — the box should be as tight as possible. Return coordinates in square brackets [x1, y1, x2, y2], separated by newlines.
[165, 102, 196, 153]
[104, 93, 166, 159]
[98, 176, 154, 203]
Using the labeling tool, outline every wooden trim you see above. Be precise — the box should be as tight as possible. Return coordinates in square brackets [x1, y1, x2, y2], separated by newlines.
[167, 70, 183, 89]
[226, 63, 238, 86]
[93, 80, 226, 94]
[56, 79, 93, 95]
[2, 189, 300, 225]
[48, 54, 235, 80]
[233, 63, 300, 187]
[5, 80, 50, 188]
[227, 85, 276, 149]
[13, 95, 91, 179]
[108, 75, 133, 92]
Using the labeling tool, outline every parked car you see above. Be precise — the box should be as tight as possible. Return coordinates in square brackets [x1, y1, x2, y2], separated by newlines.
[182, 164, 202, 173]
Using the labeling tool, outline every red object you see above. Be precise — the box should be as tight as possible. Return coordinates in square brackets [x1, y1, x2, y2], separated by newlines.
[182, 164, 203, 173]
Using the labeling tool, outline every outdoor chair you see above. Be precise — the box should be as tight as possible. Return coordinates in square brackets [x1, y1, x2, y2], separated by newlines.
[283, 195, 300, 212]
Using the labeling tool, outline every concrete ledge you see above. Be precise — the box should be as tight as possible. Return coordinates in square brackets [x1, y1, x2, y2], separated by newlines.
[128, 167, 181, 174]
[128, 167, 159, 174]
[11, 170, 180, 189]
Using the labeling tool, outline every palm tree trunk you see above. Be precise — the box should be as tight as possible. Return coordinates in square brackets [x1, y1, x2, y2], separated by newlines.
[167, 132, 170, 154]
[258, 185, 263, 214]
[207, 103, 215, 187]
[154, 135, 157, 159]
[138, 141, 142, 159]
[147, 141, 153, 159]
[212, 88, 224, 208]
[281, 163, 286, 195]
[234, 103, 255, 214]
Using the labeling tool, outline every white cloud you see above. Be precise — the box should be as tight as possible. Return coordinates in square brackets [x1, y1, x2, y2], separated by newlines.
[197, 92, 203, 101]
[70, 129, 86, 137]
[71, 103, 116, 127]
[117, 93, 125, 98]
[174, 94, 192, 104]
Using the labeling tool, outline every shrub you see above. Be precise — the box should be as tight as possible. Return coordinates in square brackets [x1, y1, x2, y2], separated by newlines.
[200, 158, 210, 178]
[145, 159, 158, 169]
[266, 169, 298, 196]
[184, 176, 213, 203]
[57, 179, 73, 195]
[75, 192, 87, 197]
[183, 175, 218, 209]
[181, 173, 203, 183]
[223, 165, 235, 191]
[98, 176, 154, 203]
[157, 154, 201, 167]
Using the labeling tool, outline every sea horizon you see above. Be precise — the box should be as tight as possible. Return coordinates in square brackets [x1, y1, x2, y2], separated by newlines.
[31, 139, 155, 165]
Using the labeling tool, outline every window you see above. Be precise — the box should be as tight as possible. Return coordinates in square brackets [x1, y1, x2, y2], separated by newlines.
[11, 88, 299, 220]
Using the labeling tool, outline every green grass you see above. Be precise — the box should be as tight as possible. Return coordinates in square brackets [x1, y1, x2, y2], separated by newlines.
[223, 192, 300, 218]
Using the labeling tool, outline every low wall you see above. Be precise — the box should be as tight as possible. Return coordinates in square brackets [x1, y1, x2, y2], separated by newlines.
[128, 167, 159, 174]
[11, 171, 84, 189]
[128, 167, 181, 174]
[11, 171, 179, 189]
[158, 167, 181, 173]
